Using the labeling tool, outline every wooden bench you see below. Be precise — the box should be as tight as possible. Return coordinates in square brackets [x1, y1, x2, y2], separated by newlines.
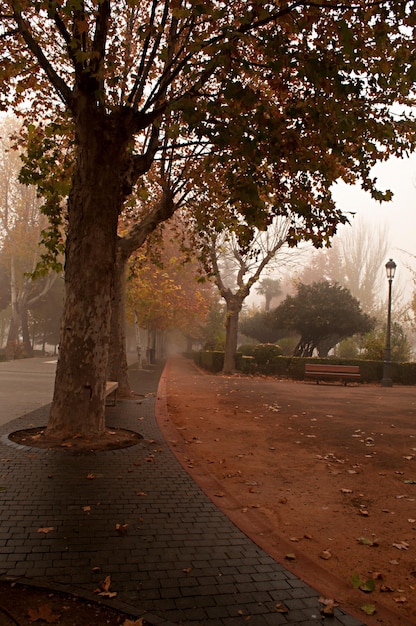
[105, 381, 118, 406]
[304, 364, 360, 386]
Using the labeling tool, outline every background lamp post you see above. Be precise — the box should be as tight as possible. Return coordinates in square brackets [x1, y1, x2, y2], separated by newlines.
[381, 258, 397, 387]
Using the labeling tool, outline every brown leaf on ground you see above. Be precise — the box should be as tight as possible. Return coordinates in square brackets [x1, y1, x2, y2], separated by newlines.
[394, 596, 407, 603]
[319, 549, 332, 560]
[27, 604, 61, 623]
[94, 575, 118, 598]
[319, 597, 338, 616]
[116, 523, 128, 535]
[37, 527, 55, 534]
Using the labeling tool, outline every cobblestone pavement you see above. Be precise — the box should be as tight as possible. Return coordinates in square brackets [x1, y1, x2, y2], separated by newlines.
[0, 363, 364, 625]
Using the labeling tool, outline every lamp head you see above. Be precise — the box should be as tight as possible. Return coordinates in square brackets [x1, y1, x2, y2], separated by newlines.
[385, 258, 397, 280]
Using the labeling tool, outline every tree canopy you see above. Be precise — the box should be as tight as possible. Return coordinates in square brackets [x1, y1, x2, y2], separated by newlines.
[271, 280, 375, 357]
[0, 1, 415, 439]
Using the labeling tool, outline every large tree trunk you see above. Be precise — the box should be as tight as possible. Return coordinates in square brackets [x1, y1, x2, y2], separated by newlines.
[108, 249, 131, 396]
[222, 298, 242, 375]
[47, 112, 129, 439]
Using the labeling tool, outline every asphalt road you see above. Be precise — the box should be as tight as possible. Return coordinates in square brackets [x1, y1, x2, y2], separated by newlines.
[0, 352, 144, 425]
[0, 357, 57, 424]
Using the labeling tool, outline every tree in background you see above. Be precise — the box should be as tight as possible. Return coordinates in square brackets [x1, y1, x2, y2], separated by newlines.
[1, 2, 415, 440]
[272, 280, 375, 357]
[300, 217, 390, 315]
[239, 309, 284, 344]
[29, 277, 64, 354]
[126, 225, 214, 361]
[362, 322, 411, 362]
[256, 278, 282, 312]
[0, 116, 60, 357]
[200, 218, 291, 374]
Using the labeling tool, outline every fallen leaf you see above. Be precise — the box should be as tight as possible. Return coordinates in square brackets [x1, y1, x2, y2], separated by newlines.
[319, 597, 338, 616]
[94, 575, 118, 598]
[86, 473, 96, 480]
[392, 541, 409, 550]
[116, 523, 128, 536]
[393, 596, 407, 603]
[357, 537, 379, 547]
[275, 603, 288, 613]
[360, 579, 376, 593]
[37, 527, 55, 534]
[319, 549, 332, 560]
[136, 491, 147, 497]
[182, 567, 192, 573]
[285, 553, 296, 561]
[361, 604, 376, 616]
[27, 604, 61, 623]
[83, 505, 91, 512]
[341, 488, 353, 494]
[352, 574, 375, 593]
[380, 584, 395, 592]
[123, 619, 144, 626]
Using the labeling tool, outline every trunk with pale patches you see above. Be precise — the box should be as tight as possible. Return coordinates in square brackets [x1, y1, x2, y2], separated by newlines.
[47, 110, 130, 439]
[222, 296, 243, 375]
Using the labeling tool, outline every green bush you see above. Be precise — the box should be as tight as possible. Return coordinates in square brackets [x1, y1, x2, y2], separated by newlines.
[193, 349, 416, 385]
[252, 344, 283, 374]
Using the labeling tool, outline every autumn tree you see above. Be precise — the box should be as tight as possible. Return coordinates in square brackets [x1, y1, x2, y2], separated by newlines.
[272, 280, 375, 357]
[0, 116, 59, 357]
[126, 224, 214, 360]
[1, 2, 415, 440]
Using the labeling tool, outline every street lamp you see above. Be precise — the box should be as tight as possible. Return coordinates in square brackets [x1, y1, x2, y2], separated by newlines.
[381, 258, 397, 387]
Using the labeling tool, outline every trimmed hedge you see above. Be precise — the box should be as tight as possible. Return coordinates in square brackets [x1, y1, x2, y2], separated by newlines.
[191, 349, 416, 385]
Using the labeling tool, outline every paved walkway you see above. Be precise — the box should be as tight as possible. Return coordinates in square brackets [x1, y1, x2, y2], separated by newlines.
[0, 362, 364, 625]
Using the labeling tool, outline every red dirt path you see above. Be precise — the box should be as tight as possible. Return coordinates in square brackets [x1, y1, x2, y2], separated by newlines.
[158, 357, 416, 626]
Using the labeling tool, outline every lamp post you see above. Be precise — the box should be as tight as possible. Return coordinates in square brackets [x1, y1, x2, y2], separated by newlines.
[381, 258, 397, 387]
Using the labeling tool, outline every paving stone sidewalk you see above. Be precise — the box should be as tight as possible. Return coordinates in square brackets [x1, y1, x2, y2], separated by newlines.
[0, 363, 364, 625]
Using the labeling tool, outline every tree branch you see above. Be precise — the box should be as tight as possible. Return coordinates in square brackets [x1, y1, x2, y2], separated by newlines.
[9, 2, 73, 107]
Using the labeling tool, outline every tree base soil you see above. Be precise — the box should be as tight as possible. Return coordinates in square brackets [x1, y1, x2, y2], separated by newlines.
[0, 580, 149, 626]
[161, 357, 416, 626]
[8, 427, 142, 453]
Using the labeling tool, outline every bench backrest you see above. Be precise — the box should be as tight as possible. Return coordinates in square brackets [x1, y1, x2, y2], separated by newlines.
[305, 364, 360, 374]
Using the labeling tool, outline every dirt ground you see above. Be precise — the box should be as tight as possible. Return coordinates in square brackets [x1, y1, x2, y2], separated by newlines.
[160, 357, 416, 626]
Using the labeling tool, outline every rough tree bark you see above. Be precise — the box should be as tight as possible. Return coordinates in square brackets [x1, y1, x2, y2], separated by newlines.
[222, 296, 243, 375]
[47, 111, 132, 438]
